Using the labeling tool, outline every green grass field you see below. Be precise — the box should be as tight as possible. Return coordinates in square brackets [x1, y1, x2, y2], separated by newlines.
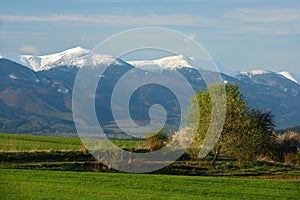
[0, 134, 143, 151]
[1, 134, 299, 199]
[0, 133, 82, 151]
[1, 169, 299, 200]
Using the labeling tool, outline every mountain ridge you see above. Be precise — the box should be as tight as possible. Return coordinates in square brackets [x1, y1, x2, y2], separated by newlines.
[233, 69, 299, 85]
[1, 47, 298, 85]
[0, 47, 300, 133]
[0, 46, 122, 71]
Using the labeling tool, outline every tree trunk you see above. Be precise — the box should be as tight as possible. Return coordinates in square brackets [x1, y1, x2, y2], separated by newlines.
[212, 145, 221, 168]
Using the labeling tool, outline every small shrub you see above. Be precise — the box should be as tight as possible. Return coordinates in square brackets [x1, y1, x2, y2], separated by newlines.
[79, 144, 88, 153]
[276, 132, 300, 164]
[284, 152, 300, 165]
[144, 131, 168, 151]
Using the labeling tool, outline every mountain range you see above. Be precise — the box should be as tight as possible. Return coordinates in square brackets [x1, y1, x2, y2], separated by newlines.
[0, 46, 299, 135]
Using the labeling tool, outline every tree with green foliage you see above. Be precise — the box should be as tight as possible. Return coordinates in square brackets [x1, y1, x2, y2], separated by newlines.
[186, 83, 276, 167]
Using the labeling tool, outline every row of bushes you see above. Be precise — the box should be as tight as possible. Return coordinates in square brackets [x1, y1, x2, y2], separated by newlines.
[143, 131, 300, 166]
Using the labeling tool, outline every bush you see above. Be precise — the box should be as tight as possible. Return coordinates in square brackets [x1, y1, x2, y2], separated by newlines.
[144, 131, 168, 151]
[284, 153, 300, 165]
[276, 132, 300, 164]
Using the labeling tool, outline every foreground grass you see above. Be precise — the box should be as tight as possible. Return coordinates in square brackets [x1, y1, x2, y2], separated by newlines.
[0, 134, 299, 199]
[1, 169, 299, 200]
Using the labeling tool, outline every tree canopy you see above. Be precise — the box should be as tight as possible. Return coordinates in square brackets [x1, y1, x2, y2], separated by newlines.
[186, 83, 276, 166]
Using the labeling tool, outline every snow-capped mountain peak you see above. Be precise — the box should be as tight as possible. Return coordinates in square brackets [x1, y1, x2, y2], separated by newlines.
[127, 55, 196, 72]
[0, 46, 122, 71]
[1, 48, 299, 86]
[232, 69, 299, 84]
[231, 69, 273, 79]
[278, 71, 298, 84]
[239, 69, 272, 76]
[39, 46, 120, 71]
[0, 53, 39, 71]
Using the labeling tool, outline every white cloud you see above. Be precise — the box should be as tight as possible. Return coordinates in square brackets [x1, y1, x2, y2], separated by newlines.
[275, 29, 300, 35]
[242, 26, 271, 31]
[0, 14, 217, 27]
[19, 45, 39, 55]
[227, 9, 300, 23]
[226, 9, 300, 35]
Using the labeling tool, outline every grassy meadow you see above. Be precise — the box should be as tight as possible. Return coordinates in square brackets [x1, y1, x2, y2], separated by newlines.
[0, 133, 143, 151]
[1, 133, 300, 199]
[1, 169, 299, 200]
[0, 134, 81, 151]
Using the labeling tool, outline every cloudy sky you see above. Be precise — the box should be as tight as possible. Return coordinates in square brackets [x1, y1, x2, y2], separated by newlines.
[1, 0, 299, 79]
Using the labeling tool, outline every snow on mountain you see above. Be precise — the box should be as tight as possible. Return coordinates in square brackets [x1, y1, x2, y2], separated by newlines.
[128, 56, 238, 76]
[0, 47, 122, 71]
[240, 69, 272, 76]
[231, 69, 272, 79]
[19, 55, 41, 71]
[278, 71, 298, 84]
[127, 55, 196, 72]
[0, 53, 39, 71]
[232, 69, 299, 84]
[1, 47, 299, 86]
[39, 46, 122, 71]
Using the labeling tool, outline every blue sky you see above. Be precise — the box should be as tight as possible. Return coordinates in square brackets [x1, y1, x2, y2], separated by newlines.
[1, 0, 300, 79]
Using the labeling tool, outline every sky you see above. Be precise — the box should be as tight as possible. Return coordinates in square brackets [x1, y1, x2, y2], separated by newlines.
[0, 0, 300, 79]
